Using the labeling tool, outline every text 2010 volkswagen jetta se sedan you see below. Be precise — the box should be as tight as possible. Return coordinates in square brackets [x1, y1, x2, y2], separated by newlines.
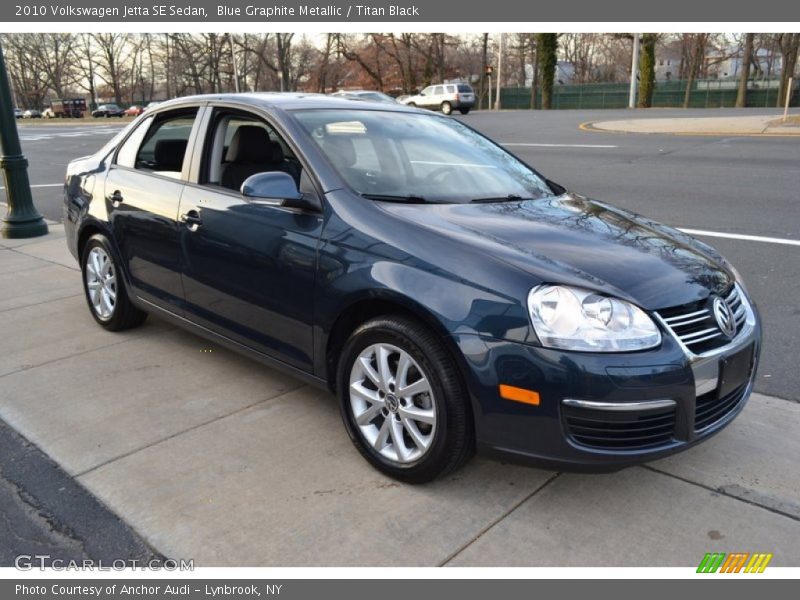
[64, 94, 761, 483]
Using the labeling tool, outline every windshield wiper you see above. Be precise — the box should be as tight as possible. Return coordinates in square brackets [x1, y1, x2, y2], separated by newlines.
[469, 194, 526, 204]
[361, 193, 430, 203]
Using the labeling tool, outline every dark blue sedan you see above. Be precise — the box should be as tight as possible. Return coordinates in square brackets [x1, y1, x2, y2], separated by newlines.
[64, 94, 761, 482]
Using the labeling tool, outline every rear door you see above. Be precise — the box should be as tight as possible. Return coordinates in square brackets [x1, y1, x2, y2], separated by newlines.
[105, 105, 204, 312]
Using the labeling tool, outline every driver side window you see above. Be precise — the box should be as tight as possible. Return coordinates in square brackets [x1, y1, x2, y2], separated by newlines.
[201, 110, 302, 193]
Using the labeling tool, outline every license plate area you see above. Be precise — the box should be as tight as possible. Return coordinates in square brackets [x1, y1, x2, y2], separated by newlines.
[717, 343, 754, 399]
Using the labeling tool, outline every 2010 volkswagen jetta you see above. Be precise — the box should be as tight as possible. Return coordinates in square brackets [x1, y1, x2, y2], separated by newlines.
[64, 94, 761, 483]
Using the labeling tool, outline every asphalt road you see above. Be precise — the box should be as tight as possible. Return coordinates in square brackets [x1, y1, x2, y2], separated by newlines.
[3, 108, 799, 401]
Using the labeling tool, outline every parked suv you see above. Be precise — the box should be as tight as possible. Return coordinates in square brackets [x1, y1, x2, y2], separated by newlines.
[401, 83, 475, 114]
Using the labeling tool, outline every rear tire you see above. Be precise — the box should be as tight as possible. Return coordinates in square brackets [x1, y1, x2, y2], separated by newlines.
[459, 108, 471, 115]
[441, 101, 453, 115]
[337, 315, 474, 483]
[407, 102, 416, 108]
[81, 234, 147, 331]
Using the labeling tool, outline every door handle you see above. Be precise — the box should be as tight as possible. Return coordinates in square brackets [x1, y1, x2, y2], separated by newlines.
[180, 209, 203, 231]
[109, 190, 124, 204]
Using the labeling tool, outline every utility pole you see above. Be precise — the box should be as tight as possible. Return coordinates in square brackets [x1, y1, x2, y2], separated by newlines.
[628, 33, 640, 109]
[0, 41, 48, 239]
[495, 33, 503, 110]
[229, 33, 240, 93]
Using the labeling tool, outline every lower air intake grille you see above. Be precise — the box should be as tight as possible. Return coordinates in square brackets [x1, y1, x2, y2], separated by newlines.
[564, 405, 676, 450]
[695, 382, 748, 431]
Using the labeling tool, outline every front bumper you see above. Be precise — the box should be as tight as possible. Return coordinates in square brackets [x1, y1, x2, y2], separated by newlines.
[453, 293, 762, 471]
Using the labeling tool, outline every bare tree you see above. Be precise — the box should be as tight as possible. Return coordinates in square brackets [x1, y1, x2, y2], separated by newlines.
[776, 33, 800, 107]
[91, 33, 134, 104]
[735, 33, 755, 108]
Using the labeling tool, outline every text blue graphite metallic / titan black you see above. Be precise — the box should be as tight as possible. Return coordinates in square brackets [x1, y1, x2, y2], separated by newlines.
[63, 94, 761, 483]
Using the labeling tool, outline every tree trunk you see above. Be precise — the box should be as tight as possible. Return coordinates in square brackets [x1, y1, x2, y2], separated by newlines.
[683, 34, 706, 109]
[637, 34, 657, 108]
[530, 34, 538, 109]
[537, 33, 558, 110]
[479, 33, 488, 110]
[777, 33, 799, 108]
[735, 33, 754, 108]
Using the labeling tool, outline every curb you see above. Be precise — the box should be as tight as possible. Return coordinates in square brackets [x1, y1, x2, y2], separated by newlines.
[579, 120, 800, 138]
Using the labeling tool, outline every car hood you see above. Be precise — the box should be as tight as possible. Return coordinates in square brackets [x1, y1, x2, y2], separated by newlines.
[378, 194, 733, 310]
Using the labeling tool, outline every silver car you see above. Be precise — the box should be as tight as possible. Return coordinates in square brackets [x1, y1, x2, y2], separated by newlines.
[401, 83, 475, 115]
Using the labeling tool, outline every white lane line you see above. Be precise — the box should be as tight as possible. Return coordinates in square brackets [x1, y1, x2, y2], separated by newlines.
[678, 228, 800, 247]
[502, 142, 618, 148]
[0, 183, 62, 190]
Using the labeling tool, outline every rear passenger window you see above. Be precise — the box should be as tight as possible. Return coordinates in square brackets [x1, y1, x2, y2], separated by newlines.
[133, 110, 198, 178]
[116, 117, 153, 168]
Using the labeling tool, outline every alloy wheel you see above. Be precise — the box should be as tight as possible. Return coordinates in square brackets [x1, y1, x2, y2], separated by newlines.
[84, 246, 117, 320]
[348, 343, 437, 465]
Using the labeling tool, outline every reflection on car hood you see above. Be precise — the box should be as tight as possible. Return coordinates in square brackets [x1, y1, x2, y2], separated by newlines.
[379, 194, 733, 310]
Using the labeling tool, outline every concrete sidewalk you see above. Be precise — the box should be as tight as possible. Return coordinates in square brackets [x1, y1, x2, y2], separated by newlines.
[2, 227, 800, 567]
[583, 113, 800, 136]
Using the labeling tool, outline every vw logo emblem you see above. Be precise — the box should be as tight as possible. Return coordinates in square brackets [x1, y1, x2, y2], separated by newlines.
[712, 296, 737, 338]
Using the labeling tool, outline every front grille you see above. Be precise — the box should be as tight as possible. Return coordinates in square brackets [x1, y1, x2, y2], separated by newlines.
[657, 286, 746, 354]
[695, 382, 748, 431]
[564, 406, 677, 450]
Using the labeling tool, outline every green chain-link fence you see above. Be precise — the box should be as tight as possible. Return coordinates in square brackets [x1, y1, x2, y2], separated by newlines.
[495, 79, 799, 110]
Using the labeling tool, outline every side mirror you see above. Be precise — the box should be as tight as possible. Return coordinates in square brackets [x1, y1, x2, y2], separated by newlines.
[241, 171, 312, 209]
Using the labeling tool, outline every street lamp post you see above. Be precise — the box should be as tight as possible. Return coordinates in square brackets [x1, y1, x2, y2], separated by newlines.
[628, 33, 640, 109]
[0, 41, 48, 239]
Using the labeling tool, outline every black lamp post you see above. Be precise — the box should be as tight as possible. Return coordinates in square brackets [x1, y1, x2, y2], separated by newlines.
[0, 41, 48, 239]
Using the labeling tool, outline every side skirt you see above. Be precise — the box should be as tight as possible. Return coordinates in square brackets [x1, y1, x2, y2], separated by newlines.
[134, 296, 329, 391]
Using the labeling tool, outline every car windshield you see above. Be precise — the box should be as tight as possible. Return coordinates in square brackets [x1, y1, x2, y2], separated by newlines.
[293, 109, 552, 203]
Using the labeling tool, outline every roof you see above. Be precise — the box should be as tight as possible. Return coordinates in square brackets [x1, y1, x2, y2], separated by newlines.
[153, 92, 416, 113]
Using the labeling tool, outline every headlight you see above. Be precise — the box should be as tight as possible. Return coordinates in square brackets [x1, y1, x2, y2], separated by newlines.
[527, 285, 661, 352]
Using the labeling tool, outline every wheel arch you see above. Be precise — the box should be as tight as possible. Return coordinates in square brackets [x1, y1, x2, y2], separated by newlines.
[76, 220, 134, 292]
[322, 292, 471, 398]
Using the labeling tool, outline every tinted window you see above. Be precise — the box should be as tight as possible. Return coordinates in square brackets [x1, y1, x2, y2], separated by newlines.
[116, 116, 153, 168]
[134, 110, 198, 177]
[458, 84, 473, 93]
[294, 109, 552, 203]
[202, 110, 301, 191]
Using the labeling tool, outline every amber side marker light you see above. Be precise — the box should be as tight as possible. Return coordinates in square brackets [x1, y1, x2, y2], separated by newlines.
[499, 384, 541, 406]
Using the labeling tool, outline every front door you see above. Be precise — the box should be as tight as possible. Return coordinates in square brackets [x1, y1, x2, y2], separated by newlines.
[177, 109, 322, 370]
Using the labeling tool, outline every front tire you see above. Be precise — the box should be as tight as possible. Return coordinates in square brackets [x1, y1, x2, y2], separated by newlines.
[441, 101, 453, 115]
[81, 234, 147, 331]
[337, 315, 474, 483]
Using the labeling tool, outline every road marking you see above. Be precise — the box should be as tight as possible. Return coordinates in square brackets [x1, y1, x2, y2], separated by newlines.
[0, 183, 62, 191]
[678, 228, 800, 247]
[502, 142, 618, 148]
